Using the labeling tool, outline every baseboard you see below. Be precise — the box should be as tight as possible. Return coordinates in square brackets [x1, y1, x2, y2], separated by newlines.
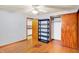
[0, 39, 27, 48]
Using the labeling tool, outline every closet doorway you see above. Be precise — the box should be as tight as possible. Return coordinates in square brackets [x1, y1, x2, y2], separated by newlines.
[26, 17, 32, 40]
[52, 17, 61, 40]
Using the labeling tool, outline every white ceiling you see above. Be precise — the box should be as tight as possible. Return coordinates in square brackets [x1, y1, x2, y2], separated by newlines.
[0, 5, 78, 16]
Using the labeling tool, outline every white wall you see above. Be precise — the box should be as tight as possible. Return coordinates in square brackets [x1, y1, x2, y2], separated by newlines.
[0, 11, 26, 46]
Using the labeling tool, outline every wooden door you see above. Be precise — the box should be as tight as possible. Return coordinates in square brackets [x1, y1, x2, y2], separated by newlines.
[62, 13, 77, 48]
[32, 18, 39, 46]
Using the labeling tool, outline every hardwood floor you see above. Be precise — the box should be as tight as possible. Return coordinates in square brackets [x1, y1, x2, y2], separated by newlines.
[0, 39, 79, 53]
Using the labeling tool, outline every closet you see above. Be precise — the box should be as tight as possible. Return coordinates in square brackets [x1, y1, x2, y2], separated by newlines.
[53, 17, 61, 40]
[38, 19, 51, 43]
[26, 18, 32, 40]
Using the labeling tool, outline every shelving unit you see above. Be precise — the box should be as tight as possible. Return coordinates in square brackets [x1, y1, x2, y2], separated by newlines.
[38, 19, 50, 43]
